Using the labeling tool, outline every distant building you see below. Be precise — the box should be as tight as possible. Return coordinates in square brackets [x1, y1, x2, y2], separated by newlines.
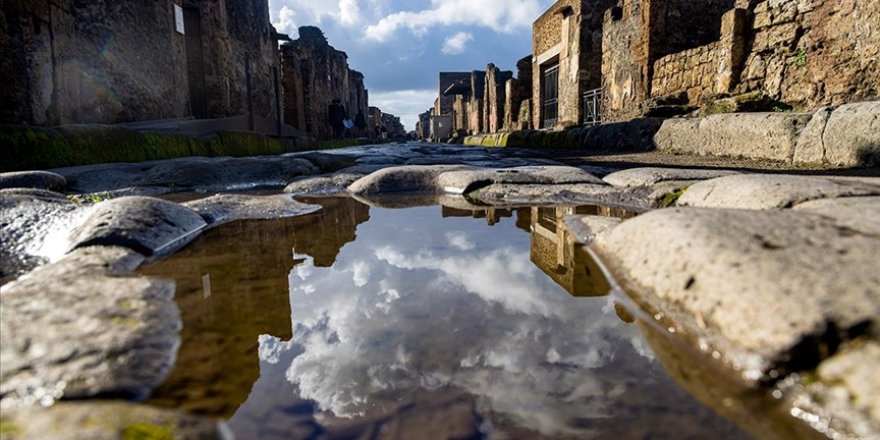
[1, 0, 285, 127]
[281, 26, 368, 140]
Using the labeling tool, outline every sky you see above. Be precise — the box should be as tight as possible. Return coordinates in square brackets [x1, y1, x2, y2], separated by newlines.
[267, 0, 556, 131]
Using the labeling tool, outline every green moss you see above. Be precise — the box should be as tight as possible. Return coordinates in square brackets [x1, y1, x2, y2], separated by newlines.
[122, 423, 175, 440]
[317, 139, 361, 150]
[0, 416, 22, 436]
[659, 187, 687, 207]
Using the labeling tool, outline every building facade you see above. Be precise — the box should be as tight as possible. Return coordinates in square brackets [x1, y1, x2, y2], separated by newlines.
[0, 0, 283, 126]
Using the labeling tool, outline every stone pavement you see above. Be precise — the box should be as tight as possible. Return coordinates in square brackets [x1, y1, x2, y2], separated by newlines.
[1, 142, 878, 439]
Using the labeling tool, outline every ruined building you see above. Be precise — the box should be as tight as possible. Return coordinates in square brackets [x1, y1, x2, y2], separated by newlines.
[531, 0, 616, 129]
[0, 0, 284, 127]
[432, 0, 877, 137]
[281, 27, 368, 140]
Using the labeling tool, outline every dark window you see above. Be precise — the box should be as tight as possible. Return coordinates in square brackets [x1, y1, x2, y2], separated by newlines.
[541, 63, 559, 129]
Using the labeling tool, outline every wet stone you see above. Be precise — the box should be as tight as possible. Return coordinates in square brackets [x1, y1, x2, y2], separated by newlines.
[284, 173, 366, 197]
[469, 183, 653, 211]
[0, 171, 67, 191]
[436, 166, 605, 195]
[183, 194, 321, 225]
[677, 174, 880, 209]
[564, 215, 624, 245]
[0, 193, 82, 283]
[593, 208, 880, 381]
[0, 401, 225, 440]
[287, 152, 358, 173]
[347, 165, 471, 196]
[602, 167, 741, 187]
[69, 196, 207, 257]
[0, 246, 180, 404]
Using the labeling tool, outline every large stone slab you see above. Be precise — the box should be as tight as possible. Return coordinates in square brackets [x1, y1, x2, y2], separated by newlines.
[184, 194, 321, 225]
[678, 174, 880, 209]
[468, 183, 652, 210]
[793, 196, 880, 237]
[593, 208, 880, 382]
[436, 166, 605, 195]
[0, 246, 180, 404]
[0, 401, 225, 440]
[823, 101, 880, 167]
[284, 173, 365, 196]
[654, 113, 811, 162]
[347, 165, 471, 196]
[0, 171, 67, 191]
[69, 196, 207, 257]
[602, 167, 741, 187]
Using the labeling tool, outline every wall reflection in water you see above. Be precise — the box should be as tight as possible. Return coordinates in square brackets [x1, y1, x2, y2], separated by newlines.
[144, 200, 750, 440]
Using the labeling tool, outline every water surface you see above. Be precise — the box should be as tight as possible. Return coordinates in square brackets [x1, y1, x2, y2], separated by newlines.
[142, 198, 751, 439]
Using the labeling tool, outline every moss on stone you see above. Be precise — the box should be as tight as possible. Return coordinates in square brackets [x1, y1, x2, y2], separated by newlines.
[122, 422, 175, 440]
[659, 187, 687, 207]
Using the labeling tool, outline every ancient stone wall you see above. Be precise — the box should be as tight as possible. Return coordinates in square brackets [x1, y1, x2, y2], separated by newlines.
[505, 56, 534, 131]
[601, 0, 650, 122]
[468, 71, 486, 134]
[0, 0, 282, 126]
[0, 0, 190, 125]
[437, 72, 471, 116]
[736, 0, 879, 109]
[651, 42, 723, 99]
[281, 27, 368, 140]
[453, 95, 469, 133]
[484, 64, 513, 134]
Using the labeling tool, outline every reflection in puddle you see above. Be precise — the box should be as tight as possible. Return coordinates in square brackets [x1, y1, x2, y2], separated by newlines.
[143, 199, 750, 439]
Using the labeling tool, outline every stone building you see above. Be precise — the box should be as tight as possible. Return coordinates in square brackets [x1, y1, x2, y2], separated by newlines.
[483, 64, 513, 134]
[601, 0, 879, 121]
[0, 0, 284, 126]
[504, 56, 534, 131]
[532, 0, 616, 129]
[281, 26, 368, 140]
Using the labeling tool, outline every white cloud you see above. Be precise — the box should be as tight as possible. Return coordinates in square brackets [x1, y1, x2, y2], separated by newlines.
[351, 261, 372, 287]
[269, 0, 364, 34]
[369, 89, 437, 131]
[441, 31, 473, 55]
[445, 231, 475, 251]
[364, 0, 548, 42]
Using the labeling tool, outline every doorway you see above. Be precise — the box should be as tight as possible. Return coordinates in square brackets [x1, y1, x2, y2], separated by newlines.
[184, 7, 207, 118]
[541, 62, 559, 129]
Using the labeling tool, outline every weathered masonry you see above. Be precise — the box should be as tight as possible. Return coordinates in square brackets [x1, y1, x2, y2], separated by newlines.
[532, 0, 616, 129]
[280, 26, 368, 140]
[602, 0, 880, 121]
[0, 0, 284, 126]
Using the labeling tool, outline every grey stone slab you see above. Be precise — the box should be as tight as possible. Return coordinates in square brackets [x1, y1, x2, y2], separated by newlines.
[184, 194, 321, 225]
[678, 174, 880, 209]
[404, 157, 470, 166]
[0, 401, 226, 439]
[347, 165, 472, 196]
[654, 113, 812, 162]
[793, 196, 880, 236]
[437, 166, 605, 195]
[69, 196, 207, 257]
[823, 101, 880, 167]
[284, 173, 365, 196]
[469, 183, 652, 211]
[793, 106, 833, 165]
[603, 167, 741, 187]
[0, 171, 67, 191]
[593, 208, 880, 383]
[355, 156, 408, 166]
[0, 246, 180, 404]
[289, 152, 358, 172]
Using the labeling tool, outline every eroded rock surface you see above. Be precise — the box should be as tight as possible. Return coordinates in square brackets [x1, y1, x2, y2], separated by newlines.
[678, 174, 880, 209]
[0, 171, 67, 191]
[603, 167, 740, 187]
[0, 246, 180, 404]
[284, 173, 367, 196]
[593, 208, 880, 382]
[0, 401, 225, 440]
[437, 166, 604, 195]
[184, 194, 321, 225]
[69, 197, 207, 257]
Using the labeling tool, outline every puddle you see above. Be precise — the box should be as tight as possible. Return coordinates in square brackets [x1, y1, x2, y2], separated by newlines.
[141, 198, 752, 439]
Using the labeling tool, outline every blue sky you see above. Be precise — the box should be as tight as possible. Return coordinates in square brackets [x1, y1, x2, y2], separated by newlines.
[268, 0, 555, 130]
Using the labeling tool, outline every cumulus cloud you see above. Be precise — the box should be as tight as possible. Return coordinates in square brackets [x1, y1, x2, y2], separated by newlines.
[369, 89, 438, 130]
[441, 31, 473, 55]
[445, 231, 475, 251]
[364, 0, 547, 42]
[269, 0, 364, 34]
